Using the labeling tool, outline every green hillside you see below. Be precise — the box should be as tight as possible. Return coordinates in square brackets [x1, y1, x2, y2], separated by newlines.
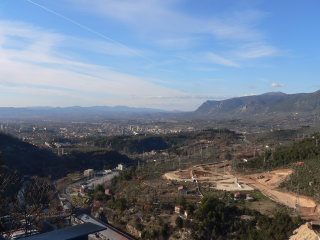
[243, 134, 320, 200]
[244, 135, 320, 170]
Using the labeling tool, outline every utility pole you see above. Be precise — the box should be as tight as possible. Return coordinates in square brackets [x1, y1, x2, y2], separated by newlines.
[206, 145, 208, 159]
[295, 184, 300, 214]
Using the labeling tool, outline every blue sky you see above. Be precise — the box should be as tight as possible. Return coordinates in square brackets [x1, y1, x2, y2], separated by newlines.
[0, 0, 319, 110]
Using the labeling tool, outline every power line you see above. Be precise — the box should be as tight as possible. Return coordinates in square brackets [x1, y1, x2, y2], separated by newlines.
[25, 0, 152, 62]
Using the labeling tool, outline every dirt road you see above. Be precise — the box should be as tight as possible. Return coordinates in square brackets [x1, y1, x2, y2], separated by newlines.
[164, 164, 319, 219]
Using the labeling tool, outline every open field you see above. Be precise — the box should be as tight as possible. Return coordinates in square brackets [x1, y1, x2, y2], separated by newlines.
[164, 162, 319, 219]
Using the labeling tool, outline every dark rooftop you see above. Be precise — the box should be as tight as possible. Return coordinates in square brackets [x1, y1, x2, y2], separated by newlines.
[22, 222, 106, 240]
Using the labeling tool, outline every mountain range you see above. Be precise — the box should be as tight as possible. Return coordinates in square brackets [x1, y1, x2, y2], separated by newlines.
[192, 90, 320, 119]
[1, 90, 320, 120]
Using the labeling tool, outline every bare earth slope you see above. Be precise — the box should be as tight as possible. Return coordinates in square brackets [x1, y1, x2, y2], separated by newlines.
[164, 163, 318, 219]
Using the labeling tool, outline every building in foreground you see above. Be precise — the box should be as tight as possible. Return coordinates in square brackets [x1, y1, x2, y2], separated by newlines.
[22, 222, 106, 240]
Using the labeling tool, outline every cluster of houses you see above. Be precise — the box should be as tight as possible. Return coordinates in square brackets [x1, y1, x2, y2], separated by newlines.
[72, 184, 94, 196]
[234, 192, 254, 201]
[84, 164, 126, 178]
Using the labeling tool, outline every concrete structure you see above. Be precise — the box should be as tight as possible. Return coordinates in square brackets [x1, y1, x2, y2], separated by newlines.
[116, 164, 126, 171]
[75, 213, 135, 240]
[246, 194, 254, 201]
[84, 169, 94, 177]
[175, 205, 184, 214]
[234, 177, 242, 189]
[22, 222, 106, 240]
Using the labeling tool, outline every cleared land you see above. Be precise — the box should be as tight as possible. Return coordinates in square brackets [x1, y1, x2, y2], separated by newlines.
[164, 161, 253, 191]
[164, 162, 318, 219]
[289, 223, 319, 240]
[239, 170, 317, 217]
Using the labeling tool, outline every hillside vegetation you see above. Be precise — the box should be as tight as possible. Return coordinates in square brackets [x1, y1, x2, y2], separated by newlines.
[0, 133, 134, 178]
[191, 195, 301, 240]
[0, 133, 59, 176]
[244, 135, 320, 170]
[243, 134, 320, 200]
[93, 128, 240, 154]
[280, 158, 320, 200]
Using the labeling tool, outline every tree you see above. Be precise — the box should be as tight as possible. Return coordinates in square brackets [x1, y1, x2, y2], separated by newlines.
[11, 176, 56, 236]
[0, 165, 21, 238]
[175, 216, 183, 228]
[0, 152, 3, 167]
[161, 223, 170, 239]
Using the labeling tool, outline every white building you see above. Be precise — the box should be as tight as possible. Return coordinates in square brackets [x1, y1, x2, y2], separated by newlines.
[116, 164, 126, 171]
[84, 169, 94, 177]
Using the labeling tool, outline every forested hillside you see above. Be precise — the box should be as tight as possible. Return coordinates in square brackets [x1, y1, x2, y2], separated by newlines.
[191, 195, 301, 240]
[0, 133, 135, 178]
[245, 135, 320, 169]
[0, 133, 59, 176]
[243, 134, 320, 200]
[93, 128, 240, 154]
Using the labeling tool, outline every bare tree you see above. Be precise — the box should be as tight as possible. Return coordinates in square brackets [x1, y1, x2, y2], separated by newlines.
[12, 176, 56, 236]
[0, 153, 22, 238]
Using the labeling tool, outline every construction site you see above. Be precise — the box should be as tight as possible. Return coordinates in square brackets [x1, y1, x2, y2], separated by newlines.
[164, 161, 319, 220]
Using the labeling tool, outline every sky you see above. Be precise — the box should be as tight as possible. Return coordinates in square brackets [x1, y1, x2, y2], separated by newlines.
[0, 0, 319, 111]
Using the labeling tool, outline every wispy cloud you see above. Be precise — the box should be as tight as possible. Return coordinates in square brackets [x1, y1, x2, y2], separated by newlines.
[192, 67, 218, 72]
[70, 0, 277, 60]
[0, 20, 199, 110]
[234, 42, 278, 59]
[155, 37, 200, 50]
[71, 1, 262, 40]
[64, 38, 147, 57]
[206, 52, 239, 67]
[271, 83, 285, 88]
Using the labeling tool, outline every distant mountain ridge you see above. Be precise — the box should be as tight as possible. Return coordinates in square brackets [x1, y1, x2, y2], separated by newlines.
[193, 90, 320, 119]
[1, 90, 320, 121]
[0, 106, 168, 120]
